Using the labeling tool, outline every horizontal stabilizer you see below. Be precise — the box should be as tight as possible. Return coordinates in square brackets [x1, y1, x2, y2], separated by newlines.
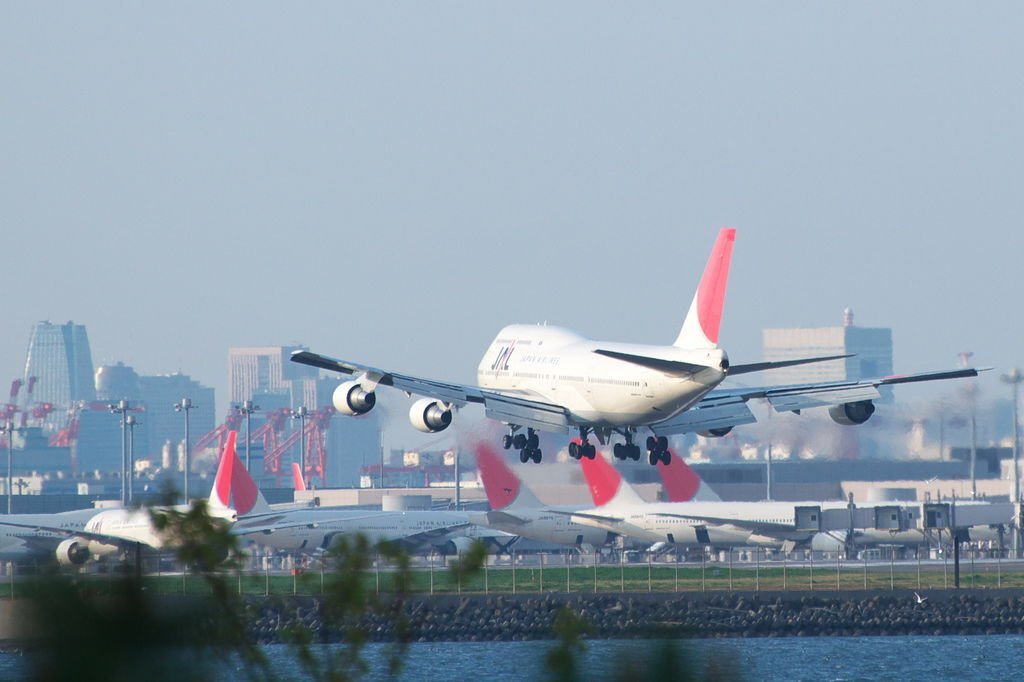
[728, 354, 853, 376]
[593, 349, 710, 376]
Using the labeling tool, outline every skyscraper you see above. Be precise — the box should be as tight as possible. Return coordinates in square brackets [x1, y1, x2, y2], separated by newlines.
[762, 308, 894, 401]
[23, 321, 96, 412]
[227, 345, 318, 406]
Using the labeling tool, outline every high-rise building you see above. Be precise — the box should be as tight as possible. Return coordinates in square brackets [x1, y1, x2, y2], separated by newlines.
[23, 321, 96, 412]
[137, 372, 216, 461]
[227, 346, 318, 406]
[762, 308, 894, 401]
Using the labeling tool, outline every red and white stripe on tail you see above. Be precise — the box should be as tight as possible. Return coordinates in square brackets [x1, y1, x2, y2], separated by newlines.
[208, 430, 272, 516]
[656, 451, 720, 502]
[674, 227, 736, 349]
[291, 463, 307, 492]
[579, 452, 645, 509]
[474, 441, 543, 510]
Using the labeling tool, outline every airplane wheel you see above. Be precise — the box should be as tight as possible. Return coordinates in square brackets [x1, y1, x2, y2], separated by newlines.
[527, 433, 539, 449]
[657, 436, 668, 451]
[613, 443, 622, 459]
[568, 442, 580, 459]
[646, 436, 657, 451]
[503, 435, 513, 450]
[631, 445, 641, 461]
[649, 451, 659, 466]
[584, 444, 596, 459]
[519, 449, 529, 464]
[532, 448, 542, 464]
[513, 434, 528, 450]
[660, 450, 672, 465]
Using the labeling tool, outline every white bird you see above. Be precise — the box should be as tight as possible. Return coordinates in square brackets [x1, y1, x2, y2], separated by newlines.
[914, 592, 928, 605]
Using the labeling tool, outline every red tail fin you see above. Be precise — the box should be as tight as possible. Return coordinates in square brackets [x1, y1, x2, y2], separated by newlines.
[579, 452, 644, 508]
[474, 442, 542, 510]
[656, 450, 720, 502]
[210, 431, 238, 511]
[291, 463, 307, 492]
[674, 227, 736, 349]
[208, 430, 267, 516]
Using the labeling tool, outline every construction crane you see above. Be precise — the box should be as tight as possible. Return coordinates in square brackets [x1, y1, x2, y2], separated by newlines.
[190, 408, 244, 455]
[245, 407, 291, 455]
[263, 406, 335, 485]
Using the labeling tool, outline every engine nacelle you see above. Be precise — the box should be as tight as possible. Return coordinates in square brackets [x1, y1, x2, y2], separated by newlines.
[409, 398, 452, 433]
[828, 400, 876, 426]
[698, 427, 733, 438]
[333, 380, 376, 416]
[55, 538, 90, 566]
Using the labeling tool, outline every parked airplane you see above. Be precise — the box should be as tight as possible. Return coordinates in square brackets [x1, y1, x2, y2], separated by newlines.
[220, 444, 514, 555]
[0, 433, 240, 565]
[468, 442, 612, 550]
[292, 228, 980, 466]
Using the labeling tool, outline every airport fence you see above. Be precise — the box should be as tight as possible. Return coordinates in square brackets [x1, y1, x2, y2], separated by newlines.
[6, 547, 1013, 599]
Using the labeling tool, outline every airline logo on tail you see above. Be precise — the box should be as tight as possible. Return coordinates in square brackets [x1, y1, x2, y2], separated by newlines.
[210, 430, 270, 516]
[579, 451, 645, 508]
[674, 227, 735, 349]
[474, 441, 543, 510]
[656, 452, 721, 502]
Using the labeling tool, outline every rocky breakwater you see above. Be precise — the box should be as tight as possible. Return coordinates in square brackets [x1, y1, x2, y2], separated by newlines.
[246, 590, 1024, 643]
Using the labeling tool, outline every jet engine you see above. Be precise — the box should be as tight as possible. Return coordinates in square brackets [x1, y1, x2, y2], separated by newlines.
[409, 398, 452, 433]
[828, 400, 875, 426]
[333, 380, 376, 416]
[698, 427, 733, 438]
[55, 538, 90, 566]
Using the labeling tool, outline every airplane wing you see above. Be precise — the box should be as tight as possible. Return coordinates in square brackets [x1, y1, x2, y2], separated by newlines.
[291, 350, 572, 433]
[0, 520, 154, 548]
[545, 509, 626, 524]
[650, 367, 983, 436]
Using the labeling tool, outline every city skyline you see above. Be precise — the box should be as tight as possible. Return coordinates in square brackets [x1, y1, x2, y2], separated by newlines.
[3, 5, 1021, 454]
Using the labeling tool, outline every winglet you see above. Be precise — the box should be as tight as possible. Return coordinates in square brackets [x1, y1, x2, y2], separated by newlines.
[656, 451, 721, 502]
[674, 228, 736, 349]
[291, 463, 307, 492]
[474, 442, 542, 510]
[579, 451, 645, 508]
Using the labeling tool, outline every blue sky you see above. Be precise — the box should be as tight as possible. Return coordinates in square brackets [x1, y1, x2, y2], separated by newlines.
[2, 4, 1021, 449]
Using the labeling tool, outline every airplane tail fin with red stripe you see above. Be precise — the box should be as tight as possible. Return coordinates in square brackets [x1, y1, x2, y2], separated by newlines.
[474, 442, 543, 510]
[208, 430, 272, 516]
[579, 452, 645, 509]
[656, 451, 721, 502]
[674, 227, 736, 349]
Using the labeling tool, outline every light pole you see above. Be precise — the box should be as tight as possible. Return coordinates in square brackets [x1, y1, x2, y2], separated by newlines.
[109, 400, 130, 506]
[0, 421, 17, 514]
[238, 400, 259, 474]
[174, 398, 195, 503]
[959, 352, 978, 500]
[291, 406, 309, 487]
[125, 415, 138, 504]
[1001, 369, 1022, 558]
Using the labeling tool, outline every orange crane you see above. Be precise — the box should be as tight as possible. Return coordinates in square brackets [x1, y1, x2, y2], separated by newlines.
[191, 408, 244, 455]
[263, 406, 335, 485]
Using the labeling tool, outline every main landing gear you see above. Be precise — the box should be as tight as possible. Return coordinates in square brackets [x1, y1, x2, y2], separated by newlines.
[612, 429, 642, 462]
[568, 428, 596, 460]
[503, 427, 542, 463]
[645, 435, 671, 466]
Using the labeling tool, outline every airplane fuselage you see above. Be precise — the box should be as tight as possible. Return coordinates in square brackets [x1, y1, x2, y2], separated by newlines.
[236, 509, 480, 554]
[476, 324, 727, 428]
[468, 506, 610, 549]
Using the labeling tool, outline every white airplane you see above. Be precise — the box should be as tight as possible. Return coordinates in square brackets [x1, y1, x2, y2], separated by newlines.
[0, 433, 240, 566]
[293, 228, 980, 466]
[468, 441, 613, 550]
[219, 445, 514, 555]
